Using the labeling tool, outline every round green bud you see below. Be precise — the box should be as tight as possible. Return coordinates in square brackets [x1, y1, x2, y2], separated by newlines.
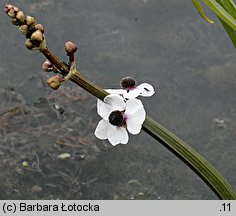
[11, 18, 18, 25]
[13, 6, 20, 13]
[47, 75, 64, 90]
[18, 24, 28, 35]
[26, 16, 36, 28]
[16, 11, 25, 23]
[31, 30, 43, 42]
[25, 39, 34, 50]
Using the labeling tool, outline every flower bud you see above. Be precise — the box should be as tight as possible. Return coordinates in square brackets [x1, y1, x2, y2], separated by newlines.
[7, 8, 16, 18]
[11, 18, 18, 25]
[31, 30, 43, 42]
[47, 75, 64, 90]
[4, 4, 13, 13]
[25, 39, 34, 50]
[65, 41, 77, 54]
[35, 24, 44, 34]
[26, 16, 36, 28]
[4, 7, 9, 13]
[16, 11, 25, 23]
[18, 24, 28, 35]
[13, 7, 20, 13]
[42, 60, 53, 72]
[120, 77, 136, 89]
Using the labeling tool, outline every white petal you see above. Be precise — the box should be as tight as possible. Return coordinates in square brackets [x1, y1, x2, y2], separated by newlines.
[104, 94, 126, 109]
[137, 83, 155, 97]
[105, 89, 126, 95]
[107, 124, 129, 146]
[123, 88, 141, 99]
[125, 99, 146, 134]
[94, 119, 108, 139]
[97, 99, 112, 120]
[97, 94, 125, 120]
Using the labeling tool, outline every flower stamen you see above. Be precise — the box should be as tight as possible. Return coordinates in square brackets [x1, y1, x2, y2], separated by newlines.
[120, 77, 136, 89]
[108, 110, 125, 127]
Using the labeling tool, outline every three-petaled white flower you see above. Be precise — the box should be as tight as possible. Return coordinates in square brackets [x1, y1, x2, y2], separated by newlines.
[106, 82, 155, 99]
[106, 77, 155, 99]
[95, 94, 146, 146]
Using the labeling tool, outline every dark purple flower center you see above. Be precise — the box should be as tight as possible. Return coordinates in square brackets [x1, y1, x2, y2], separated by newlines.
[120, 77, 136, 89]
[109, 110, 125, 126]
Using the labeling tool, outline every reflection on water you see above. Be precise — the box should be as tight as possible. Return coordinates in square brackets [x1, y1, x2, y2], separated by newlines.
[0, 0, 236, 199]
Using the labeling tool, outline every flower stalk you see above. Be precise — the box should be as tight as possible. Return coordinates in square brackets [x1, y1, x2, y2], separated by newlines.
[4, 4, 236, 199]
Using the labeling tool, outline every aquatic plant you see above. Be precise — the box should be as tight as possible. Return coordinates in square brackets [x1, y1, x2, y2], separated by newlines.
[192, 0, 236, 47]
[4, 3, 236, 199]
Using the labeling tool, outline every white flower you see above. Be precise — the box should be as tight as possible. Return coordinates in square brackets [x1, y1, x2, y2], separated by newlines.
[95, 94, 146, 146]
[106, 83, 155, 99]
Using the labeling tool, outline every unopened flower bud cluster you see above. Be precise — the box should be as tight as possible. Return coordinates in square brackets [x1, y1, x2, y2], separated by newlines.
[5, 4, 45, 50]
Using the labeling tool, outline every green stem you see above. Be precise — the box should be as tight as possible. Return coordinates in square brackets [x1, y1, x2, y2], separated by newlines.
[143, 116, 236, 200]
[42, 49, 69, 76]
[5, 4, 236, 200]
[41, 47, 236, 199]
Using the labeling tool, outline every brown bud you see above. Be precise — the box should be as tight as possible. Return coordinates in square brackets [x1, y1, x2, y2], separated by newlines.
[65, 41, 77, 54]
[11, 18, 18, 25]
[35, 24, 44, 34]
[16, 11, 25, 23]
[13, 7, 20, 13]
[47, 75, 64, 90]
[4, 7, 9, 13]
[42, 60, 53, 72]
[6, 4, 14, 9]
[31, 30, 43, 42]
[18, 24, 28, 35]
[25, 39, 34, 50]
[26, 16, 36, 27]
[7, 8, 16, 18]
[5, 4, 14, 13]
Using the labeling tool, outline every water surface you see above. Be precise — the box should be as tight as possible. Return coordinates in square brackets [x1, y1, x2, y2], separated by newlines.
[0, 0, 236, 199]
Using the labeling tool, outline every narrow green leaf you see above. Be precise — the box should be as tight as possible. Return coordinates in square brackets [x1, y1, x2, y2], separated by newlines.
[216, 0, 236, 17]
[192, 0, 236, 47]
[143, 116, 236, 200]
[192, 0, 215, 23]
[202, 0, 236, 30]
[216, 0, 236, 48]
[219, 19, 236, 47]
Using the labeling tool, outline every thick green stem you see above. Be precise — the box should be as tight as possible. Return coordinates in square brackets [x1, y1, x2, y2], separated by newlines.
[143, 116, 236, 200]
[40, 47, 236, 200]
[69, 71, 108, 101]
[42, 49, 69, 76]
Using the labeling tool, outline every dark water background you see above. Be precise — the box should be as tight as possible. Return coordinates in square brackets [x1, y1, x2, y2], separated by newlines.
[0, 0, 236, 199]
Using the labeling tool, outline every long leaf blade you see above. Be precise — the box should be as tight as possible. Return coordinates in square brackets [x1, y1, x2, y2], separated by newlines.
[192, 0, 215, 23]
[216, 0, 236, 47]
[143, 116, 236, 200]
[202, 0, 236, 29]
